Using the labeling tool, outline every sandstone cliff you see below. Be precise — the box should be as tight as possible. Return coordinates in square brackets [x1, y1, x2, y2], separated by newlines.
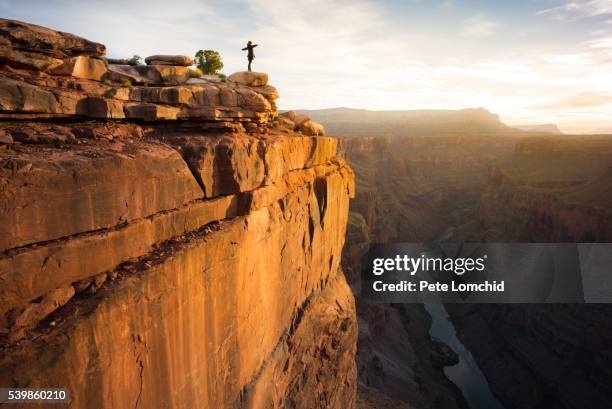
[0, 19, 356, 409]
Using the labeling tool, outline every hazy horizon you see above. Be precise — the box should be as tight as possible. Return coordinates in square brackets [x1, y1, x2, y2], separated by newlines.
[3, 0, 612, 133]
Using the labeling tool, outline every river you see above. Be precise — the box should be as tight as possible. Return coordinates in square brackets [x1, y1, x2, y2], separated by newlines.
[422, 226, 505, 409]
[424, 302, 505, 409]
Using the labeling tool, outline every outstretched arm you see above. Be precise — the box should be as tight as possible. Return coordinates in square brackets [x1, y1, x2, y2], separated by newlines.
[253, 44, 258, 48]
[242, 47, 248, 50]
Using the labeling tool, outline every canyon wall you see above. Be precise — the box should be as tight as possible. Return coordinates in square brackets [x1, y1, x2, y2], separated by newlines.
[340, 130, 612, 409]
[447, 134, 612, 409]
[340, 133, 518, 245]
[0, 19, 357, 409]
[339, 133, 521, 409]
[477, 135, 612, 242]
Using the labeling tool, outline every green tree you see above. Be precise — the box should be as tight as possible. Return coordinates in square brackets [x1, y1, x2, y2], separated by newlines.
[128, 54, 142, 66]
[194, 50, 224, 75]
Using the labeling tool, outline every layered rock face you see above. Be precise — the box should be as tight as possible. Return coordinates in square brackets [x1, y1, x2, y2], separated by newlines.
[339, 135, 522, 409]
[0, 20, 357, 409]
[340, 130, 612, 409]
[340, 134, 519, 245]
[447, 134, 612, 409]
[477, 135, 612, 241]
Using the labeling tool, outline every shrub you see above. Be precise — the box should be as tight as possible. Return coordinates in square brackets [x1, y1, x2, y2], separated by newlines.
[120, 78, 132, 88]
[128, 54, 142, 66]
[106, 54, 142, 66]
[194, 50, 224, 75]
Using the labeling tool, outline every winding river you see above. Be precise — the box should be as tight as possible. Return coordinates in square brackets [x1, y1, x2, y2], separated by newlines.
[422, 225, 505, 409]
[424, 302, 505, 409]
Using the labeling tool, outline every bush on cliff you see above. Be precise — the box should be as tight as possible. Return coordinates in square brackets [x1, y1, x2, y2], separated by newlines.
[106, 54, 142, 66]
[195, 49, 224, 75]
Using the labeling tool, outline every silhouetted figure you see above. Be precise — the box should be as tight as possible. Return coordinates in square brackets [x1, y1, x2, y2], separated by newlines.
[242, 41, 258, 71]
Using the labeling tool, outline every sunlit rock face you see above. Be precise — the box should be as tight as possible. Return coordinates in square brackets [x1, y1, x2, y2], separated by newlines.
[0, 19, 357, 409]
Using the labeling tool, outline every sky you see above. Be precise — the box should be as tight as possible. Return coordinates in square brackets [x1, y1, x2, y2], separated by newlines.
[3, 0, 612, 133]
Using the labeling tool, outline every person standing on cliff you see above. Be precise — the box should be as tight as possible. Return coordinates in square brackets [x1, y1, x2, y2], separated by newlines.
[242, 41, 257, 71]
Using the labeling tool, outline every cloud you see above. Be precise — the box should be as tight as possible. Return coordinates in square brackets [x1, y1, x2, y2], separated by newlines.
[537, 0, 612, 19]
[533, 92, 612, 109]
[461, 13, 502, 37]
[586, 34, 612, 48]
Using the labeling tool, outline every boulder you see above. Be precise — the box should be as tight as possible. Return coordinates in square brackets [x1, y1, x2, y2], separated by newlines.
[299, 119, 326, 136]
[253, 85, 279, 101]
[277, 116, 295, 130]
[0, 18, 105, 58]
[52, 55, 107, 81]
[237, 88, 271, 111]
[145, 54, 194, 66]
[280, 110, 297, 121]
[141, 65, 191, 85]
[105, 64, 154, 85]
[228, 71, 268, 87]
[294, 114, 310, 128]
[278, 116, 295, 131]
[107, 65, 189, 85]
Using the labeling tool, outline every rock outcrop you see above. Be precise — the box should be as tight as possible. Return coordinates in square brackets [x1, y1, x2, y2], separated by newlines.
[145, 54, 194, 66]
[0, 19, 356, 409]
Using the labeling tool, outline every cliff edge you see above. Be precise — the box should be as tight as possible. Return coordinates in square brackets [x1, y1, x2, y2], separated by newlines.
[0, 19, 357, 409]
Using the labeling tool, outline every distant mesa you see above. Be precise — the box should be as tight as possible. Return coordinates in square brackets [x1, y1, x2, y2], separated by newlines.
[513, 124, 563, 134]
[296, 107, 518, 137]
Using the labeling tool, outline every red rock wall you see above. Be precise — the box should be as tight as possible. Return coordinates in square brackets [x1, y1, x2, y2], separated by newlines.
[0, 19, 357, 409]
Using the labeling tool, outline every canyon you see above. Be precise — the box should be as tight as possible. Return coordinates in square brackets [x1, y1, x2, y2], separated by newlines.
[319, 109, 612, 408]
[0, 19, 356, 409]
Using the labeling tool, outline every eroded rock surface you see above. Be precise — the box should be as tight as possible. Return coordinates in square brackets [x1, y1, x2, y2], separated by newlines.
[0, 19, 353, 409]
